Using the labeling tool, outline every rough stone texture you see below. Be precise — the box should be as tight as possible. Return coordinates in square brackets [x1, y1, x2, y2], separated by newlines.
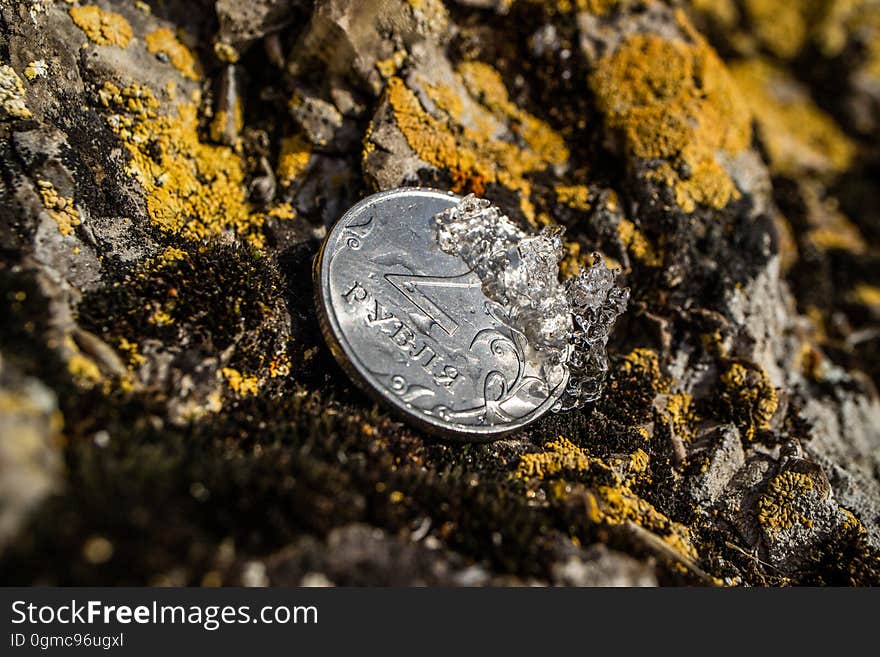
[0, 0, 879, 586]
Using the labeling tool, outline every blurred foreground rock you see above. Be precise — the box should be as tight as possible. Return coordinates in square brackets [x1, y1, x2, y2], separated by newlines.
[0, 0, 879, 585]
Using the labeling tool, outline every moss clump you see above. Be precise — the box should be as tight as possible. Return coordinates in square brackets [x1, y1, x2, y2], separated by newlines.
[69, 6, 132, 48]
[589, 20, 752, 212]
[77, 243, 292, 400]
[145, 28, 202, 81]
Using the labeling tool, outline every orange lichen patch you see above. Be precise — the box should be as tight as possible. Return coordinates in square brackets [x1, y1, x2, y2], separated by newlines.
[221, 367, 260, 397]
[145, 28, 201, 81]
[660, 392, 697, 443]
[742, 0, 807, 59]
[619, 348, 671, 394]
[268, 352, 292, 378]
[686, 0, 740, 29]
[458, 61, 569, 169]
[849, 284, 880, 307]
[555, 185, 591, 211]
[276, 135, 312, 187]
[559, 241, 590, 280]
[1, 64, 32, 119]
[156, 246, 188, 266]
[515, 436, 597, 479]
[515, 436, 697, 559]
[587, 485, 699, 560]
[772, 211, 799, 273]
[69, 6, 132, 48]
[730, 59, 855, 178]
[590, 24, 752, 213]
[267, 203, 296, 221]
[721, 362, 778, 441]
[209, 105, 243, 146]
[67, 353, 102, 387]
[808, 222, 867, 254]
[213, 41, 240, 64]
[617, 219, 661, 266]
[117, 337, 145, 368]
[148, 309, 173, 326]
[376, 50, 407, 79]
[630, 447, 650, 475]
[384, 60, 568, 213]
[98, 81, 266, 248]
[757, 471, 816, 530]
[36, 180, 80, 237]
[741, 0, 877, 61]
[522, 0, 619, 13]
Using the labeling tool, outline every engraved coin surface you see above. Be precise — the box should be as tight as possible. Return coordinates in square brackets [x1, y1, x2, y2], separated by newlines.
[315, 187, 569, 440]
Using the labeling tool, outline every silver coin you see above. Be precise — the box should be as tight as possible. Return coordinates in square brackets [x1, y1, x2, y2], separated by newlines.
[314, 187, 568, 440]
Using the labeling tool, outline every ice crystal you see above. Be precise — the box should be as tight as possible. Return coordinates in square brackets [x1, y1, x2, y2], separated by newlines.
[435, 194, 629, 410]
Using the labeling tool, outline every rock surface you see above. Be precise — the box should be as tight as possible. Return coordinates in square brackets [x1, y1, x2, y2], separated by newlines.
[0, 0, 879, 585]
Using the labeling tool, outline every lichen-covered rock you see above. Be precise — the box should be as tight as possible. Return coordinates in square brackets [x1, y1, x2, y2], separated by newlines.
[0, 0, 878, 586]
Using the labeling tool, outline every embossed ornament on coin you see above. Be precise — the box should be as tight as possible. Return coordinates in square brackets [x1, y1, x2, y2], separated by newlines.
[315, 188, 629, 440]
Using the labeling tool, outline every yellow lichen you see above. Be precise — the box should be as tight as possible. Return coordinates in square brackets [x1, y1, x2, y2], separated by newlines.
[209, 105, 243, 146]
[376, 50, 407, 79]
[213, 41, 240, 64]
[850, 284, 880, 307]
[619, 348, 671, 394]
[617, 219, 661, 266]
[516, 436, 595, 479]
[145, 28, 201, 81]
[221, 367, 260, 397]
[68, 354, 102, 387]
[36, 180, 80, 237]
[589, 23, 752, 212]
[148, 309, 173, 326]
[0, 64, 32, 119]
[267, 203, 296, 221]
[720, 362, 778, 441]
[277, 135, 312, 187]
[515, 435, 697, 560]
[559, 241, 589, 280]
[741, 0, 878, 61]
[24, 60, 48, 81]
[630, 447, 650, 474]
[555, 185, 592, 211]
[98, 81, 266, 247]
[117, 337, 145, 368]
[730, 58, 855, 177]
[522, 0, 619, 14]
[157, 246, 188, 266]
[661, 392, 697, 443]
[69, 6, 132, 48]
[587, 484, 699, 560]
[757, 470, 815, 530]
[742, 0, 808, 59]
[383, 60, 568, 212]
